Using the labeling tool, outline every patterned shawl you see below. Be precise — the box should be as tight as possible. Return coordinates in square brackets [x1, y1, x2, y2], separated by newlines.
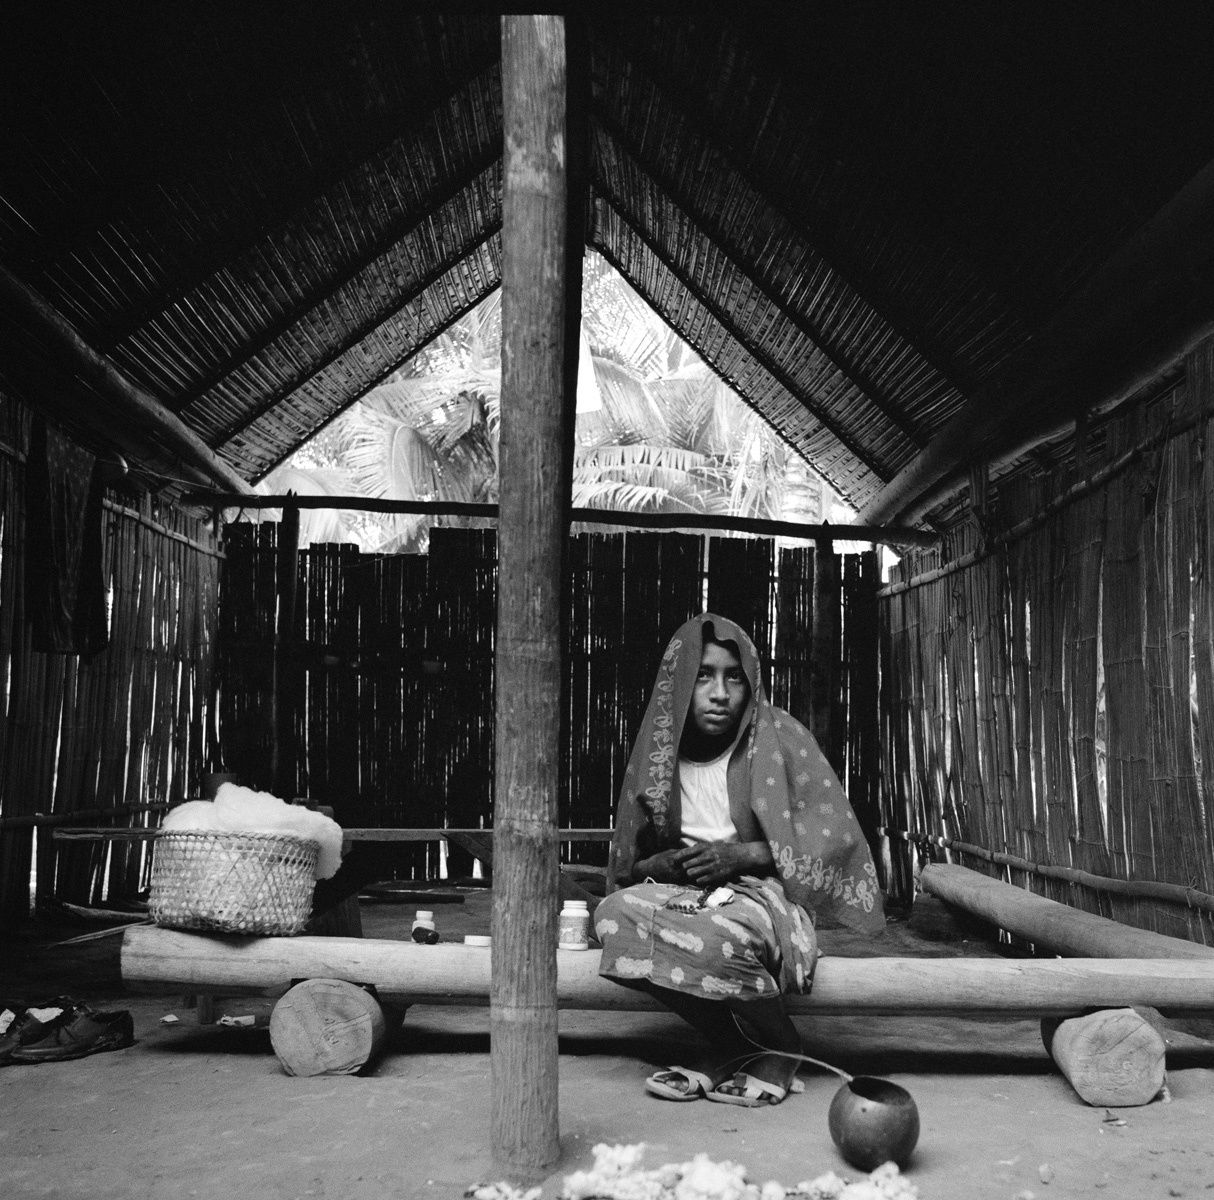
[607, 613, 885, 933]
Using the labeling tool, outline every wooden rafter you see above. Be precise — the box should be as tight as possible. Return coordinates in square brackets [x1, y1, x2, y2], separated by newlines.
[590, 20, 988, 400]
[592, 183, 893, 481]
[206, 226, 501, 449]
[860, 153, 1214, 525]
[94, 56, 501, 351]
[168, 152, 502, 411]
[593, 114, 926, 446]
[247, 277, 503, 482]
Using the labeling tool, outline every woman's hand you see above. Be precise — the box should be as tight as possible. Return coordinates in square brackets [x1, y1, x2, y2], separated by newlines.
[680, 840, 773, 887]
[632, 846, 697, 883]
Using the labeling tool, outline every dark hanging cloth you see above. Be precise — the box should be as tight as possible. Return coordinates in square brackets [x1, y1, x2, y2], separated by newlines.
[24, 417, 108, 655]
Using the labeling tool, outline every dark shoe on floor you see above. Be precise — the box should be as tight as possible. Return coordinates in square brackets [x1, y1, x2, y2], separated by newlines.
[8, 1005, 134, 1064]
[0, 1001, 74, 1065]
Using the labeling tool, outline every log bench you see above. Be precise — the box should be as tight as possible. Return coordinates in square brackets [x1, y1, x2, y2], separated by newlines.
[122, 926, 1214, 1017]
[122, 926, 1214, 1091]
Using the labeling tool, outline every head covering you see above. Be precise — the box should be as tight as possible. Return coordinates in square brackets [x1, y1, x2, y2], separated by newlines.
[608, 613, 884, 932]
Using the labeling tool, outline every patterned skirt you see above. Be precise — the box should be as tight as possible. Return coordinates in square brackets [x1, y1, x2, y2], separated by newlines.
[594, 875, 818, 1001]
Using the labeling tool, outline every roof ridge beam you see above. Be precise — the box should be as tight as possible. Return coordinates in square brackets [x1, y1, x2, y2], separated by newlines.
[591, 188, 890, 481]
[594, 114, 926, 446]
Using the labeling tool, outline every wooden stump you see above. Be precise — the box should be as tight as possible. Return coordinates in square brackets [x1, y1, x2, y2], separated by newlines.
[1042, 1007, 1166, 1106]
[269, 978, 386, 1077]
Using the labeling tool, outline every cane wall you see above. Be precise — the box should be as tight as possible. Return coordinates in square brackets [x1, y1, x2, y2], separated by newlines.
[0, 395, 223, 921]
[216, 527, 881, 880]
[880, 341, 1214, 942]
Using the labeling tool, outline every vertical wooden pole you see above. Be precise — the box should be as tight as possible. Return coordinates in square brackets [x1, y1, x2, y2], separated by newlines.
[493, 14, 568, 1176]
[272, 502, 300, 796]
[812, 535, 840, 767]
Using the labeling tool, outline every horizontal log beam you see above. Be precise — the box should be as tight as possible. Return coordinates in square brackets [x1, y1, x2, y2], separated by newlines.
[921, 863, 1214, 959]
[180, 490, 940, 548]
[860, 154, 1214, 526]
[120, 926, 1214, 1016]
[0, 264, 256, 495]
[0, 264, 255, 496]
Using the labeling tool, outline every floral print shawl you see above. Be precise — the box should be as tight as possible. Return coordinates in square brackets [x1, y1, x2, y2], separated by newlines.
[607, 613, 885, 933]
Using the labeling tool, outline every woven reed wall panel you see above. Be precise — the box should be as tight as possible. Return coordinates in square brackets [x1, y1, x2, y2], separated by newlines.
[0, 396, 223, 921]
[591, 58, 966, 454]
[879, 346, 1214, 940]
[592, 207, 879, 508]
[220, 240, 502, 479]
[179, 166, 502, 445]
[218, 525, 878, 880]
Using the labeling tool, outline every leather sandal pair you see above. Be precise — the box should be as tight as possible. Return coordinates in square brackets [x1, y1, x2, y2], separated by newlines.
[644, 1064, 804, 1105]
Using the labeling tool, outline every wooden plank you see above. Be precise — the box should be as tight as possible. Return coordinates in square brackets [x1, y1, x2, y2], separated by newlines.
[922, 863, 1214, 959]
[121, 925, 1214, 1016]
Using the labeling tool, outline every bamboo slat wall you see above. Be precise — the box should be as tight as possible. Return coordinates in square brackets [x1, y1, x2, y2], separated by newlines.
[0, 397, 223, 921]
[880, 340, 1214, 942]
[218, 525, 879, 880]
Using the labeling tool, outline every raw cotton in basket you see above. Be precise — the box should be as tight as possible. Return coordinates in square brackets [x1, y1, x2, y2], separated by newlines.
[161, 800, 226, 833]
[164, 786, 343, 879]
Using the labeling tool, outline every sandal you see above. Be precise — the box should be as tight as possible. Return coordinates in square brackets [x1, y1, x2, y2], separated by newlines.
[644, 1065, 716, 1101]
[706, 1070, 804, 1107]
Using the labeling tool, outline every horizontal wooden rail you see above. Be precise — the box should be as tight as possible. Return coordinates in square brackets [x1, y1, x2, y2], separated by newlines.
[52, 826, 612, 844]
[5, 804, 169, 832]
[182, 490, 940, 548]
[120, 926, 1214, 1017]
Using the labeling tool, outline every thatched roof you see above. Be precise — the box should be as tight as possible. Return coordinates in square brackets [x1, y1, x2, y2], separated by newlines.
[4, 3, 1214, 521]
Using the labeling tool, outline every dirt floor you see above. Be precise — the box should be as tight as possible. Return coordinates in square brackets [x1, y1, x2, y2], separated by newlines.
[4, 888, 1214, 1200]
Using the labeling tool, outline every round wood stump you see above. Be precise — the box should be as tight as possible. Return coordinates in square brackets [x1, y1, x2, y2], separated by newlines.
[269, 978, 386, 1077]
[1042, 1006, 1166, 1106]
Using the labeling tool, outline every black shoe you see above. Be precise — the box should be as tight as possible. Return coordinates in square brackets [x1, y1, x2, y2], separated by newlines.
[8, 1005, 134, 1064]
[0, 1001, 74, 1065]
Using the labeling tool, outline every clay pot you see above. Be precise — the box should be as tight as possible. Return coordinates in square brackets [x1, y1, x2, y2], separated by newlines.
[827, 1075, 920, 1171]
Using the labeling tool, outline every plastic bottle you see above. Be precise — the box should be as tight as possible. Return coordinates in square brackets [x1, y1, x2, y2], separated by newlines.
[558, 899, 590, 950]
[411, 910, 439, 944]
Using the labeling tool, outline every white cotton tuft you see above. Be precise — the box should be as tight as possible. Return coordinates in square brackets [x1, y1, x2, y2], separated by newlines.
[165, 784, 344, 879]
[161, 800, 225, 832]
[284, 806, 345, 879]
[213, 783, 298, 832]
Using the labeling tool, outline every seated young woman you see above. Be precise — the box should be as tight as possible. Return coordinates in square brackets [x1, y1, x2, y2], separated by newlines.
[594, 612, 885, 1106]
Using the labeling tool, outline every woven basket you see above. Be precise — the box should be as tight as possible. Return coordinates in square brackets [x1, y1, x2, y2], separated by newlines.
[149, 831, 318, 935]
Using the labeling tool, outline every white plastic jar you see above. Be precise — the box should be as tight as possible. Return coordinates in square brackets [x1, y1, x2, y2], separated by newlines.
[558, 899, 590, 950]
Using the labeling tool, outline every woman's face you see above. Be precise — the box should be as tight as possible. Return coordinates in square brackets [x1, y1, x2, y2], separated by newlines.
[690, 639, 750, 738]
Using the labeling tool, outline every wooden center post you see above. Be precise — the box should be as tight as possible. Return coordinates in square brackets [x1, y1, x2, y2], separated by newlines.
[493, 12, 576, 1177]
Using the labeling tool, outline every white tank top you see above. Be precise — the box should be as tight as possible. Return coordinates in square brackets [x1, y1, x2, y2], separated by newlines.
[678, 750, 738, 846]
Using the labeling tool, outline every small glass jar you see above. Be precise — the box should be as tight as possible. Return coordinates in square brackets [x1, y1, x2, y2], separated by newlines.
[558, 899, 590, 950]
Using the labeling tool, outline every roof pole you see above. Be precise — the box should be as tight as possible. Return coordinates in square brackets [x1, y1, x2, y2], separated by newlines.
[492, 14, 569, 1177]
